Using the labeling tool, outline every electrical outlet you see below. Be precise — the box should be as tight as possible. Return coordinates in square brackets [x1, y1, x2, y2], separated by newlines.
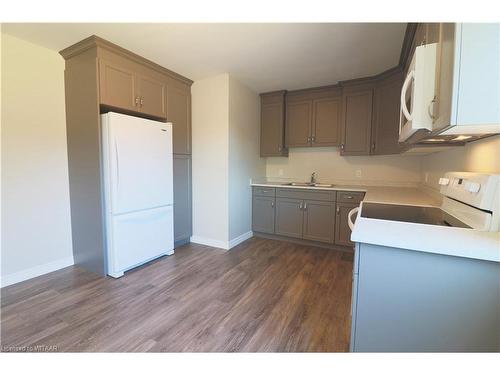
[355, 170, 362, 178]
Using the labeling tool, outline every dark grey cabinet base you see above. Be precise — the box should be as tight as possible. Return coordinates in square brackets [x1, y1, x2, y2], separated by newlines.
[351, 243, 500, 352]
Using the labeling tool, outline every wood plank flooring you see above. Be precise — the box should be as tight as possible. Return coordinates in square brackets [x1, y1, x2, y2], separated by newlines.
[1, 237, 354, 352]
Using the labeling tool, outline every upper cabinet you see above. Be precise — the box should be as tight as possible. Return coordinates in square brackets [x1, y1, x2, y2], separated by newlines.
[98, 55, 167, 119]
[167, 82, 191, 154]
[260, 91, 287, 157]
[61, 35, 193, 154]
[371, 70, 404, 155]
[285, 87, 341, 148]
[340, 83, 374, 156]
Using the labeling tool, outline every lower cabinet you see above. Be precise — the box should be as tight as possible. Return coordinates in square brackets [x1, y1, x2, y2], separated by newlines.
[335, 203, 358, 247]
[173, 154, 192, 246]
[252, 195, 275, 234]
[275, 198, 304, 238]
[302, 200, 335, 243]
[252, 187, 363, 249]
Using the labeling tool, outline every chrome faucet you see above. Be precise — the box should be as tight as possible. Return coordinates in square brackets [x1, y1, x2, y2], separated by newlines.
[310, 172, 317, 184]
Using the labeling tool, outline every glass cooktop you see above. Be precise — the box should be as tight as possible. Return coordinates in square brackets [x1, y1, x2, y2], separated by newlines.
[360, 203, 471, 228]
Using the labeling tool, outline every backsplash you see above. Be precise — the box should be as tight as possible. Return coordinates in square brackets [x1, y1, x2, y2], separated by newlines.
[265, 147, 422, 187]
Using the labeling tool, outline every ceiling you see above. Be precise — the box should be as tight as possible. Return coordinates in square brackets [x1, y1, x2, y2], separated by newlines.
[2, 23, 407, 92]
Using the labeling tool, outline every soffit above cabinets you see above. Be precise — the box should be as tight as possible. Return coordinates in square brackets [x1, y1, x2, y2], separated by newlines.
[3, 23, 406, 92]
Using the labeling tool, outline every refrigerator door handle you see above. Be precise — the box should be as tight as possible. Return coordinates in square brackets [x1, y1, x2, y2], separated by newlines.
[114, 140, 120, 193]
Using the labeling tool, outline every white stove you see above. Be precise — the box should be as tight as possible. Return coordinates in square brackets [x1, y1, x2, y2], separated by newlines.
[358, 172, 500, 232]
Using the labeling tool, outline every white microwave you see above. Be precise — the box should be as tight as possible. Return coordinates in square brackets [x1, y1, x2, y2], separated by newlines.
[398, 43, 437, 142]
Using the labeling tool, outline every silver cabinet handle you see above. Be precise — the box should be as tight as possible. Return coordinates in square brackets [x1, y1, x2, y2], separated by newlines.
[299, 202, 303, 209]
[311, 135, 316, 143]
[345, 196, 353, 199]
[304, 202, 307, 210]
[336, 206, 340, 214]
[140, 97, 144, 107]
[341, 143, 345, 151]
[278, 145, 282, 152]
[271, 201, 274, 208]
[307, 136, 311, 142]
[135, 97, 139, 106]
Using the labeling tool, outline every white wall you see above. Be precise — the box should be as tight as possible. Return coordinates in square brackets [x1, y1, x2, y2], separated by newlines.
[1, 33, 73, 286]
[266, 148, 422, 187]
[421, 135, 500, 192]
[191, 74, 264, 249]
[191, 74, 230, 248]
[228, 76, 265, 241]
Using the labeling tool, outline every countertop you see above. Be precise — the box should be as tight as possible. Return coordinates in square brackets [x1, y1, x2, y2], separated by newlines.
[251, 181, 499, 263]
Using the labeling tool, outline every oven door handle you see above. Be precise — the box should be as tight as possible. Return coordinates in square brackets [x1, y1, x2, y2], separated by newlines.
[348, 206, 360, 231]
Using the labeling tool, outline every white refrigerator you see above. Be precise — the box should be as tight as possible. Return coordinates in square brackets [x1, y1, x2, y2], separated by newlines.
[101, 112, 174, 278]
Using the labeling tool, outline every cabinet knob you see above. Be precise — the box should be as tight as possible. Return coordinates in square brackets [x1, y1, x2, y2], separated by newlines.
[311, 135, 316, 143]
[271, 201, 274, 207]
[340, 143, 345, 151]
[336, 206, 340, 214]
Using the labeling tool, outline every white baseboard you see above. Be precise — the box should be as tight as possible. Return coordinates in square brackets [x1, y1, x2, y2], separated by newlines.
[190, 235, 229, 250]
[228, 231, 253, 249]
[1, 256, 75, 288]
[190, 231, 253, 251]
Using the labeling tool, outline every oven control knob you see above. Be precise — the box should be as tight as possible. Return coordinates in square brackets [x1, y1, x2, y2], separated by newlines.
[438, 178, 450, 186]
[466, 182, 481, 193]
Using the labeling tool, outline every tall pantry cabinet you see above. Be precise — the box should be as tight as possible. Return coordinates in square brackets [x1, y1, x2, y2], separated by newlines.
[60, 35, 193, 275]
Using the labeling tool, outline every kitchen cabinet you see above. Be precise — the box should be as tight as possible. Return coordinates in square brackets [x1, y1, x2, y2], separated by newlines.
[173, 154, 192, 246]
[350, 243, 500, 352]
[302, 200, 335, 243]
[340, 85, 374, 155]
[334, 203, 358, 247]
[60, 35, 193, 275]
[99, 59, 167, 119]
[285, 88, 341, 148]
[286, 99, 312, 147]
[260, 91, 287, 156]
[312, 97, 341, 146]
[371, 70, 404, 155]
[275, 198, 304, 238]
[99, 59, 138, 112]
[252, 195, 276, 234]
[168, 82, 191, 154]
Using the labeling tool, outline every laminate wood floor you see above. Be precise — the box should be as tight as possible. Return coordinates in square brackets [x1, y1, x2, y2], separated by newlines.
[1, 237, 354, 352]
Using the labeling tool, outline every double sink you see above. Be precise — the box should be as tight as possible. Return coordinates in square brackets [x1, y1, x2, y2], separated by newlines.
[281, 182, 335, 188]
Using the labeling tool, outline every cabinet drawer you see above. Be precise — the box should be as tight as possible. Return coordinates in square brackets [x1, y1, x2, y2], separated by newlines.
[276, 188, 335, 202]
[253, 186, 276, 197]
[337, 191, 365, 203]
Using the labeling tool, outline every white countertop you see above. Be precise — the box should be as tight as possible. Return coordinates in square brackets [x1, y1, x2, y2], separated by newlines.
[251, 181, 499, 263]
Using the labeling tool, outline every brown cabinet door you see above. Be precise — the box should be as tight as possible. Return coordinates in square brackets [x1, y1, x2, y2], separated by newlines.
[371, 72, 404, 155]
[167, 83, 191, 154]
[302, 200, 335, 243]
[252, 196, 276, 234]
[137, 74, 166, 119]
[99, 59, 138, 111]
[173, 154, 192, 245]
[286, 100, 312, 147]
[275, 198, 304, 238]
[260, 95, 286, 156]
[312, 97, 341, 146]
[341, 88, 373, 155]
[334, 203, 358, 247]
